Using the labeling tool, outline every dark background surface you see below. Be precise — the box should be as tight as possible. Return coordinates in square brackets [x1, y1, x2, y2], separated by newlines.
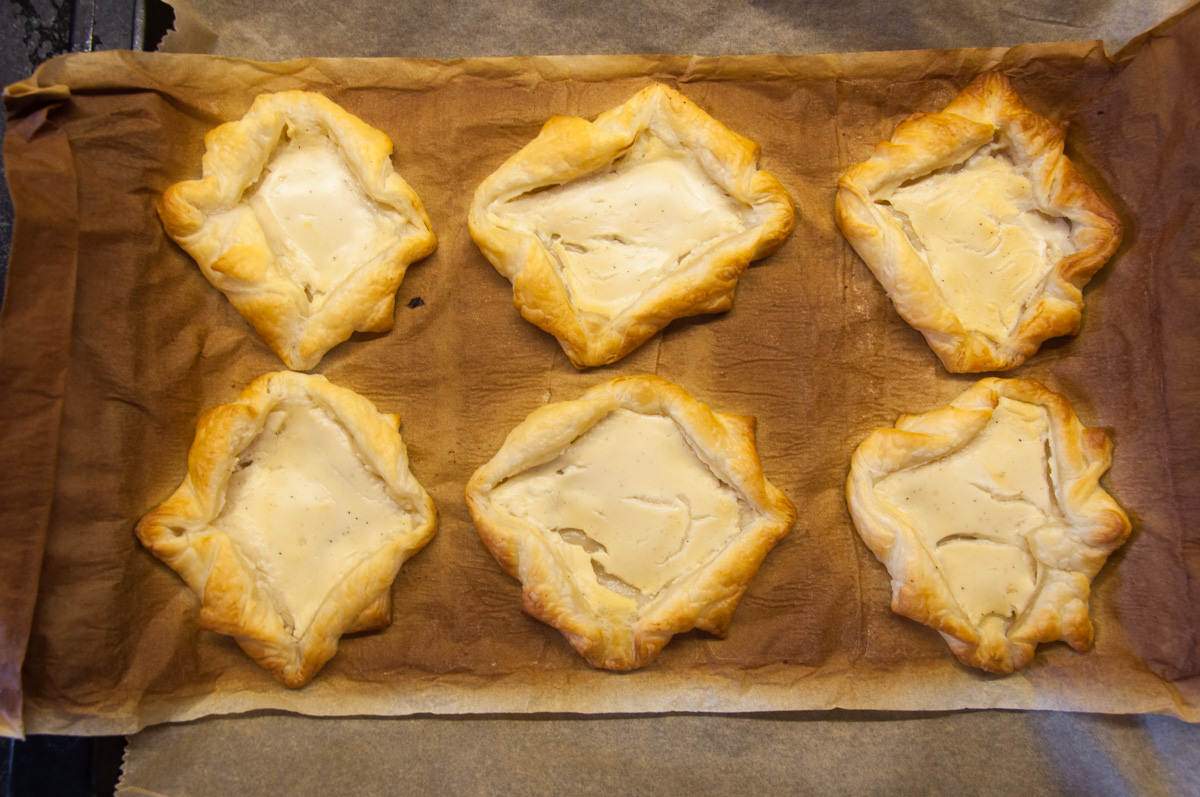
[1, 2, 171, 793]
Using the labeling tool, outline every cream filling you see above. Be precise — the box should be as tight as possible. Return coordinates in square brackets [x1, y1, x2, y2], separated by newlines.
[247, 129, 401, 303]
[216, 401, 408, 637]
[490, 409, 744, 598]
[882, 145, 1076, 340]
[875, 398, 1063, 626]
[497, 135, 748, 318]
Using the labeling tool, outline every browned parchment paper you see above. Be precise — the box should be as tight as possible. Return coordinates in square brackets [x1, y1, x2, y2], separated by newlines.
[2, 12, 1198, 738]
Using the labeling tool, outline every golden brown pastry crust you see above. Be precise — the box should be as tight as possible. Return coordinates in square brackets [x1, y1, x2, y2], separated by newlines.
[136, 371, 437, 687]
[846, 378, 1131, 673]
[835, 72, 1122, 372]
[465, 374, 796, 670]
[159, 91, 437, 370]
[469, 83, 794, 368]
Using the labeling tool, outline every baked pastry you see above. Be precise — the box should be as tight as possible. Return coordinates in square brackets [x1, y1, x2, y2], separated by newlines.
[469, 83, 794, 368]
[835, 72, 1122, 372]
[846, 378, 1131, 673]
[466, 374, 796, 669]
[136, 371, 437, 687]
[159, 91, 437, 370]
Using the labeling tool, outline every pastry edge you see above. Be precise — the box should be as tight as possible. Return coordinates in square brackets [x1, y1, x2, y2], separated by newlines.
[465, 374, 797, 670]
[845, 377, 1132, 674]
[835, 71, 1123, 373]
[135, 371, 437, 687]
[469, 83, 795, 369]
[158, 91, 437, 371]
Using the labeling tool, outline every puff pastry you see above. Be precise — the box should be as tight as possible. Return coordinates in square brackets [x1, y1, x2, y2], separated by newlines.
[136, 371, 437, 687]
[469, 84, 794, 368]
[835, 72, 1122, 372]
[846, 378, 1131, 673]
[159, 91, 437, 370]
[466, 374, 796, 670]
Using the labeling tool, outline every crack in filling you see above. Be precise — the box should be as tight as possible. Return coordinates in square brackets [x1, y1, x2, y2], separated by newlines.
[215, 400, 408, 638]
[241, 122, 409, 311]
[875, 397, 1063, 628]
[495, 132, 750, 319]
[874, 141, 1077, 341]
[554, 527, 607, 555]
[591, 560, 646, 603]
[490, 409, 746, 602]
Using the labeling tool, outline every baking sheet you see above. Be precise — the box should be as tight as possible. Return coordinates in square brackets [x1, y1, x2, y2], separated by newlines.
[2, 8, 1199, 738]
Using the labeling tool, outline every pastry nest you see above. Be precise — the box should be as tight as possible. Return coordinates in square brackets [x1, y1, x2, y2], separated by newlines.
[136, 371, 437, 687]
[846, 378, 1131, 673]
[159, 91, 437, 370]
[836, 72, 1122, 372]
[469, 83, 794, 368]
[466, 374, 796, 670]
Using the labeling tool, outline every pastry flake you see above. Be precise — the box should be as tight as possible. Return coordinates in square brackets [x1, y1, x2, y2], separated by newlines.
[835, 72, 1122, 372]
[466, 374, 796, 670]
[136, 371, 437, 687]
[846, 378, 1131, 673]
[159, 91, 437, 370]
[469, 84, 794, 368]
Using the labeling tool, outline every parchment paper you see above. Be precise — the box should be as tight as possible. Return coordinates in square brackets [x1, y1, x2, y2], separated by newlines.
[3, 8, 1199, 739]
[159, 0, 1191, 61]
[117, 711, 1200, 796]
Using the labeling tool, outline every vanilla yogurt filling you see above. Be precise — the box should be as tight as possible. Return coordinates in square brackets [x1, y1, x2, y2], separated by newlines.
[247, 128, 403, 303]
[216, 400, 408, 636]
[497, 134, 749, 318]
[490, 409, 745, 598]
[875, 397, 1065, 626]
[881, 144, 1076, 340]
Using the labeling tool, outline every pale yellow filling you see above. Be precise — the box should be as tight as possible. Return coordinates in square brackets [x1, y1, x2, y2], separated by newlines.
[875, 398, 1063, 625]
[497, 135, 748, 318]
[884, 146, 1075, 340]
[247, 130, 401, 302]
[216, 401, 407, 637]
[490, 409, 743, 597]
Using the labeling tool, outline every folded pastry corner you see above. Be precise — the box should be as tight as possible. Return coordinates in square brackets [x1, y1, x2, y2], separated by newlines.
[466, 374, 796, 670]
[159, 91, 437, 370]
[136, 371, 437, 687]
[836, 72, 1122, 372]
[846, 378, 1131, 673]
[469, 83, 795, 368]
